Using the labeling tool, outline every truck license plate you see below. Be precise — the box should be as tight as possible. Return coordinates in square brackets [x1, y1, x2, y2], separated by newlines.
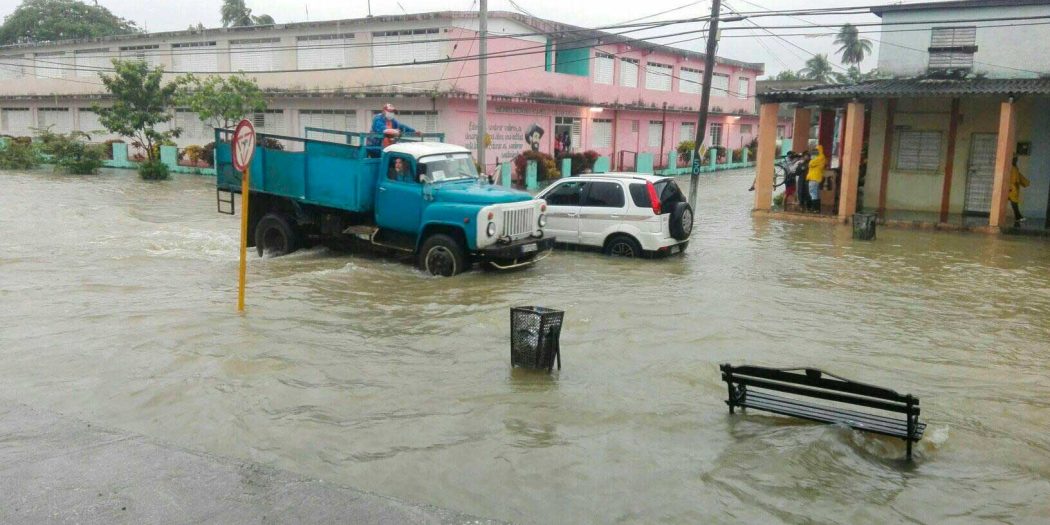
[522, 244, 538, 254]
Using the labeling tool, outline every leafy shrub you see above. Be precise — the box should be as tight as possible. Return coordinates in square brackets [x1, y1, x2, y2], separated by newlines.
[513, 150, 560, 182]
[0, 139, 42, 170]
[677, 140, 696, 158]
[138, 159, 170, 180]
[583, 150, 600, 168]
[181, 144, 206, 166]
[35, 130, 104, 175]
[200, 142, 216, 167]
[259, 137, 284, 151]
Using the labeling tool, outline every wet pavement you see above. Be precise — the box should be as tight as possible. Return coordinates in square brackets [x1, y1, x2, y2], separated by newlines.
[1, 168, 1049, 523]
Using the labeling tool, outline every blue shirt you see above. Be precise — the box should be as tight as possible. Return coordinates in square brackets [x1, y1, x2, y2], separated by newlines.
[368, 113, 416, 147]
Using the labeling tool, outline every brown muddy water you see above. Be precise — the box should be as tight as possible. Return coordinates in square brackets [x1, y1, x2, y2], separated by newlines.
[1, 168, 1049, 524]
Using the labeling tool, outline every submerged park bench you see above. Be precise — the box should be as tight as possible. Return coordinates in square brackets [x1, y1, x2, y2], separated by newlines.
[720, 364, 925, 460]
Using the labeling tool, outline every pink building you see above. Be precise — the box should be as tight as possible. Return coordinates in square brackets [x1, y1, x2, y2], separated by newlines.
[0, 11, 776, 172]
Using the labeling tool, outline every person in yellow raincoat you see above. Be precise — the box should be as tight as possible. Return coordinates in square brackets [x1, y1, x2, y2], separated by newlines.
[1009, 156, 1030, 226]
[805, 145, 827, 212]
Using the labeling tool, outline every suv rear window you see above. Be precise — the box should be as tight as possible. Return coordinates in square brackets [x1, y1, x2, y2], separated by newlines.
[581, 181, 625, 208]
[654, 179, 685, 214]
[629, 183, 651, 208]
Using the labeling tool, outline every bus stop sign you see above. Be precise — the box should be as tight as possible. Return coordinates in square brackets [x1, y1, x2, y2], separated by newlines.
[232, 119, 256, 173]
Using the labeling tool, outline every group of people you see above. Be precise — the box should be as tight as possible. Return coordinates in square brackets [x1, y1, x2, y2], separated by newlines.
[781, 145, 828, 213]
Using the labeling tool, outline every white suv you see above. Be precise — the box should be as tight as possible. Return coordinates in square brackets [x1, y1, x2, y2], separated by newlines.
[536, 173, 693, 257]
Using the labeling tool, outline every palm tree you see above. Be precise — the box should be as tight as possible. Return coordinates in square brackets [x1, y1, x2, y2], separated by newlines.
[221, 0, 254, 27]
[834, 24, 874, 66]
[800, 54, 834, 83]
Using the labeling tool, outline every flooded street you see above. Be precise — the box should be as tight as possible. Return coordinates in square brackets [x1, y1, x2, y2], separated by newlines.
[2, 168, 1049, 523]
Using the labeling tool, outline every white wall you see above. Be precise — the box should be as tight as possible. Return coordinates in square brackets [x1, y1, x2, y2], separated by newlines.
[878, 4, 1050, 78]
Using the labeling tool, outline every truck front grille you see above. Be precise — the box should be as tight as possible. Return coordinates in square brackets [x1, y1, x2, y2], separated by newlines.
[502, 207, 535, 239]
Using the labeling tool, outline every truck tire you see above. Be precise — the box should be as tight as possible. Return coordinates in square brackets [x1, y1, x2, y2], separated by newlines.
[603, 234, 643, 258]
[418, 234, 466, 277]
[669, 202, 694, 241]
[255, 212, 301, 257]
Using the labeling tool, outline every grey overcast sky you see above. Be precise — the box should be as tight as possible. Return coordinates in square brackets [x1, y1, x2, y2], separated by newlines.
[1, 0, 924, 76]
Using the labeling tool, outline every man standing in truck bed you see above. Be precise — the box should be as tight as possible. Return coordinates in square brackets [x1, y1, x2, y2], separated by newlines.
[369, 103, 418, 148]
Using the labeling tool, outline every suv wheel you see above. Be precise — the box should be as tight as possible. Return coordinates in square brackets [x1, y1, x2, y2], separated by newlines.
[604, 235, 642, 258]
[669, 202, 693, 241]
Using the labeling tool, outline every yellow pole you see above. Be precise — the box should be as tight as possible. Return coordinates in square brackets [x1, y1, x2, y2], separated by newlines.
[237, 166, 250, 312]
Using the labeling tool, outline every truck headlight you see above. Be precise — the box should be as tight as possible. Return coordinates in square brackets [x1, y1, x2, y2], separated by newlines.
[538, 214, 547, 228]
[487, 222, 496, 237]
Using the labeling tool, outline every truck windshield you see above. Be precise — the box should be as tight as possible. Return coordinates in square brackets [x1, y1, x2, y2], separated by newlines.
[419, 153, 478, 183]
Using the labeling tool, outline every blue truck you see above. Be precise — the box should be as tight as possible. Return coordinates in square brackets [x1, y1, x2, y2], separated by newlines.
[215, 128, 553, 276]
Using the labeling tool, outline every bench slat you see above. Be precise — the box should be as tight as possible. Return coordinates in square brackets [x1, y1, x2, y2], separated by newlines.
[731, 376, 916, 415]
[724, 364, 913, 403]
[746, 391, 917, 429]
[739, 393, 926, 440]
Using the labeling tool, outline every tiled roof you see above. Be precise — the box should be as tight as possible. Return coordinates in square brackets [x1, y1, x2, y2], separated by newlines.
[757, 77, 1050, 103]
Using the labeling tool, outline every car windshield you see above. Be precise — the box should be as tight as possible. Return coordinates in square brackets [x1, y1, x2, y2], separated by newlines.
[419, 153, 478, 183]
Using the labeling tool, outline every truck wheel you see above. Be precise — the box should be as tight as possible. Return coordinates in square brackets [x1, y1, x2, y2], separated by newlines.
[603, 234, 642, 258]
[418, 234, 465, 277]
[669, 202, 694, 241]
[255, 213, 301, 257]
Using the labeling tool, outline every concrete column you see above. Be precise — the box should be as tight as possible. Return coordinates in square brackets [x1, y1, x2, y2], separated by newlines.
[754, 102, 779, 211]
[989, 99, 1018, 228]
[876, 99, 896, 217]
[838, 101, 866, 219]
[791, 107, 811, 152]
[939, 98, 961, 223]
[817, 109, 836, 156]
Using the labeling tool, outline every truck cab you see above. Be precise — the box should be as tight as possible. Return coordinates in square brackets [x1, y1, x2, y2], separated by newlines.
[215, 128, 553, 276]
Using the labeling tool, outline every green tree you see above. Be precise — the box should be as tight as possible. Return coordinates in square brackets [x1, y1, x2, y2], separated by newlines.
[175, 74, 267, 134]
[221, 0, 273, 27]
[0, 0, 139, 45]
[832, 66, 885, 85]
[834, 23, 874, 66]
[800, 54, 835, 83]
[772, 70, 803, 81]
[95, 59, 180, 162]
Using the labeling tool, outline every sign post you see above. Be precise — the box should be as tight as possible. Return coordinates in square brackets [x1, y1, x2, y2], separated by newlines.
[232, 119, 256, 312]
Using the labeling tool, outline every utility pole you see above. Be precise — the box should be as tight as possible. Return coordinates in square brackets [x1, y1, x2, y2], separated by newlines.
[688, 0, 722, 207]
[477, 0, 489, 174]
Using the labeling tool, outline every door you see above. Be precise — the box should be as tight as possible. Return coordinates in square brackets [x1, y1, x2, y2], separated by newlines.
[540, 180, 586, 244]
[579, 181, 627, 247]
[963, 133, 999, 215]
[375, 155, 424, 234]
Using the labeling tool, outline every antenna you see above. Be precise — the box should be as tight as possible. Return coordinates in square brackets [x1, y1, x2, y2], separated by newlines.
[367, 0, 373, 17]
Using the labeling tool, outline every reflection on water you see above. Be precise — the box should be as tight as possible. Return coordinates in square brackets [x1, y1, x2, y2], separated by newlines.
[1, 168, 1049, 524]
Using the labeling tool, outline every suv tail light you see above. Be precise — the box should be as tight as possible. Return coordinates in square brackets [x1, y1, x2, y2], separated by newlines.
[646, 182, 662, 215]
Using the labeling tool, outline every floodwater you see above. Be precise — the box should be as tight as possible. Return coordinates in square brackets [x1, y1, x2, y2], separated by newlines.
[1, 168, 1049, 524]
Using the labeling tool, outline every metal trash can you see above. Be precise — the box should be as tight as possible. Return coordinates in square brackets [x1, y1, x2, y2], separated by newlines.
[853, 213, 877, 241]
[510, 306, 564, 371]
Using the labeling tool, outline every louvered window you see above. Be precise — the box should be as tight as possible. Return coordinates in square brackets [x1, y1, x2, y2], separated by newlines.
[175, 110, 212, 140]
[1, 108, 31, 134]
[78, 109, 105, 134]
[172, 42, 218, 73]
[35, 52, 72, 79]
[0, 55, 26, 80]
[297, 33, 354, 70]
[897, 131, 942, 171]
[74, 48, 111, 78]
[679, 67, 701, 94]
[300, 109, 356, 136]
[737, 77, 750, 99]
[712, 73, 730, 96]
[645, 62, 672, 91]
[680, 122, 695, 143]
[231, 38, 280, 72]
[372, 28, 441, 67]
[620, 58, 638, 88]
[379, 110, 439, 133]
[929, 27, 977, 71]
[38, 108, 72, 133]
[119, 45, 160, 67]
[250, 110, 285, 134]
[648, 121, 664, 147]
[591, 119, 612, 148]
[594, 53, 613, 84]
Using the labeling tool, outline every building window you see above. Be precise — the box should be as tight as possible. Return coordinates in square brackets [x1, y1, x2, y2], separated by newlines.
[119, 45, 160, 67]
[648, 121, 664, 147]
[38, 107, 72, 133]
[929, 27, 977, 71]
[78, 108, 105, 134]
[231, 38, 281, 72]
[709, 123, 723, 147]
[297, 33, 354, 70]
[372, 28, 441, 67]
[373, 110, 438, 134]
[680, 122, 695, 143]
[739, 123, 753, 135]
[897, 130, 942, 171]
[777, 125, 786, 138]
[737, 77, 750, 99]
[593, 53, 614, 85]
[172, 41, 218, 73]
[620, 58, 638, 88]
[0, 55, 26, 80]
[300, 109, 356, 136]
[591, 118, 612, 148]
[554, 116, 581, 154]
[679, 67, 701, 94]
[35, 51, 72, 79]
[1, 107, 31, 134]
[74, 48, 111, 78]
[712, 73, 730, 96]
[645, 62, 672, 91]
